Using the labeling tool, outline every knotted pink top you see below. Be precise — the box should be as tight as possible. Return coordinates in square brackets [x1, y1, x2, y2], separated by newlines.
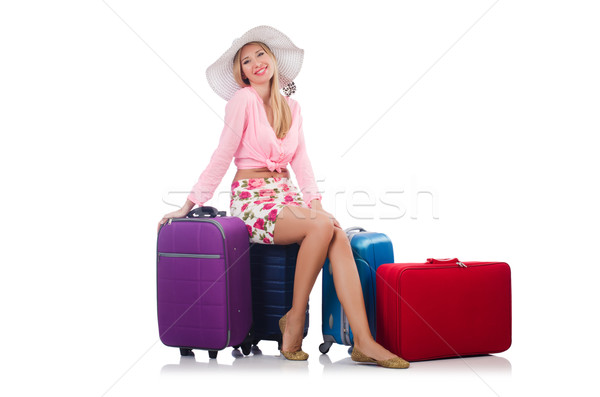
[188, 86, 322, 208]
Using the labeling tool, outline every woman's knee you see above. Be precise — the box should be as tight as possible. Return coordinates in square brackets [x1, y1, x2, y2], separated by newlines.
[310, 212, 335, 240]
[273, 206, 334, 245]
[328, 227, 351, 254]
[331, 227, 349, 245]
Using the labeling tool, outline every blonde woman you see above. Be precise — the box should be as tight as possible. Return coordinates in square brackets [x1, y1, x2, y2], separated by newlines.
[158, 25, 408, 368]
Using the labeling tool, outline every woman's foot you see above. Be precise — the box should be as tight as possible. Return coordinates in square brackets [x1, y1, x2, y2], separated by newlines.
[352, 339, 409, 369]
[279, 309, 308, 360]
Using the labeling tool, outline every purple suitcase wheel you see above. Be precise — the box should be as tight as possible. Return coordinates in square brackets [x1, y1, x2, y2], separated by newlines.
[180, 348, 194, 357]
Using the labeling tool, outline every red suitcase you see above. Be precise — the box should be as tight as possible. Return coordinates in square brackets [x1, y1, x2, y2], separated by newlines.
[376, 258, 511, 361]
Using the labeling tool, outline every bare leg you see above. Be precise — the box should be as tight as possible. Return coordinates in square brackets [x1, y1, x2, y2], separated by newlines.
[273, 205, 334, 352]
[327, 228, 398, 361]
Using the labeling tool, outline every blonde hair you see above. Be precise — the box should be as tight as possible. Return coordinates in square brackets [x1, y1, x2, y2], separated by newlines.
[232, 41, 292, 139]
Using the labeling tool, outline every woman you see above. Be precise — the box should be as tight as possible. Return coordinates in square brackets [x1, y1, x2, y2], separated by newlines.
[158, 25, 408, 368]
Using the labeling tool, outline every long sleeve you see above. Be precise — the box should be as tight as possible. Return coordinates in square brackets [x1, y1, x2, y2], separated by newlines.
[289, 106, 322, 207]
[187, 91, 248, 206]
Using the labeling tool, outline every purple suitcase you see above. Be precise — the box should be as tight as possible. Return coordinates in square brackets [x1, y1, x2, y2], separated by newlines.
[157, 206, 253, 358]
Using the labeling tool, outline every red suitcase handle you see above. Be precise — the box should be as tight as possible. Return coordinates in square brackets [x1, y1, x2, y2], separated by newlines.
[427, 258, 466, 267]
[427, 258, 458, 263]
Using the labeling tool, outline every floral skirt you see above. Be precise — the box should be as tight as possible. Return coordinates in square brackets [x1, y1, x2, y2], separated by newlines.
[229, 177, 309, 244]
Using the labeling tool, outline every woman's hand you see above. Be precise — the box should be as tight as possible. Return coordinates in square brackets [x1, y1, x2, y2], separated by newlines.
[157, 207, 189, 233]
[158, 199, 196, 233]
[327, 212, 342, 229]
[309, 200, 341, 229]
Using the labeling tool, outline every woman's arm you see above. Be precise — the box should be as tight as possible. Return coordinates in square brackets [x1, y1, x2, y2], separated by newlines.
[159, 91, 248, 232]
[287, 104, 339, 227]
[289, 106, 322, 207]
[182, 198, 196, 213]
[187, 90, 249, 207]
[310, 199, 323, 210]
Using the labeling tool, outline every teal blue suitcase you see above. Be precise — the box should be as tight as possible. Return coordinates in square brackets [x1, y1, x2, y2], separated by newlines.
[319, 227, 394, 354]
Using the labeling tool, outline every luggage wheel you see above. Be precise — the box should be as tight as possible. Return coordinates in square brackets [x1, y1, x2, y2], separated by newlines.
[233, 343, 252, 356]
[319, 343, 331, 354]
[179, 348, 194, 357]
[208, 350, 218, 359]
[241, 343, 252, 356]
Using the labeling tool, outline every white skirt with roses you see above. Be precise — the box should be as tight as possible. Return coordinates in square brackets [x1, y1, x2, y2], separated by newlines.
[229, 177, 309, 244]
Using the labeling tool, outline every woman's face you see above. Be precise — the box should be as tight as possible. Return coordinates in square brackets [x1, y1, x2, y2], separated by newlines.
[240, 43, 275, 86]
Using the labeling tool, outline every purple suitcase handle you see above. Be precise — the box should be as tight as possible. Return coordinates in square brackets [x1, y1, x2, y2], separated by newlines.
[187, 206, 226, 218]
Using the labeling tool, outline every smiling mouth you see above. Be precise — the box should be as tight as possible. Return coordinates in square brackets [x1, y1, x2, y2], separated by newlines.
[255, 66, 267, 75]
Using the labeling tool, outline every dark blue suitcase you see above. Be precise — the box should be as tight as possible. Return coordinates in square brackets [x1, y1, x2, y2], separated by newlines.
[249, 243, 309, 350]
[319, 227, 394, 354]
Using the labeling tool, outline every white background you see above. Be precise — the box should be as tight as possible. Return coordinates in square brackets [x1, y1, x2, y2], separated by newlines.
[1, 0, 599, 396]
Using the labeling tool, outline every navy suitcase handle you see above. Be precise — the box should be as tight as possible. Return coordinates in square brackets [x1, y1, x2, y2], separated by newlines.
[187, 206, 226, 218]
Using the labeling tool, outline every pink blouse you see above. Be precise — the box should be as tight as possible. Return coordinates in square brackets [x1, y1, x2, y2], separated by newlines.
[188, 86, 322, 208]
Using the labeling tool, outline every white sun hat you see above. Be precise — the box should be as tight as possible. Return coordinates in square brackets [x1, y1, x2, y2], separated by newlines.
[206, 25, 304, 101]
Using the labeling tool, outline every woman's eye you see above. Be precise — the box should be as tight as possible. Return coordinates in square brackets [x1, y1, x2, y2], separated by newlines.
[258, 52, 264, 56]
